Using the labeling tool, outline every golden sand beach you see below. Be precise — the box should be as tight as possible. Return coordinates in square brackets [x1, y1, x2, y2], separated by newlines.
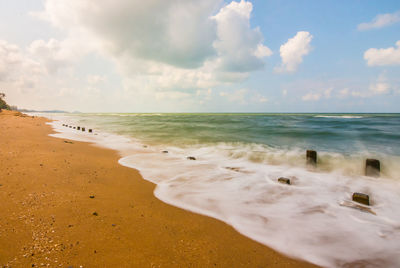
[0, 110, 318, 267]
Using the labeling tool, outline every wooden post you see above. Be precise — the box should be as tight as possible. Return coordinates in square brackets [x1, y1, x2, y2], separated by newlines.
[366, 159, 380, 177]
[306, 150, 317, 166]
[82, 127, 85, 131]
[77, 127, 80, 130]
[278, 177, 291, 185]
[352, 192, 370, 206]
[89, 129, 93, 133]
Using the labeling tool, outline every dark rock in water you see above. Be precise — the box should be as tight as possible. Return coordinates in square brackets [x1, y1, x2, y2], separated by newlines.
[89, 195, 95, 199]
[225, 167, 241, 172]
[352, 192, 370, 206]
[77, 126, 80, 130]
[162, 150, 168, 153]
[365, 159, 380, 177]
[69, 126, 72, 128]
[82, 127, 85, 131]
[187, 156, 196, 160]
[89, 129, 93, 133]
[92, 212, 98, 216]
[306, 150, 317, 165]
[73, 127, 76, 129]
[278, 177, 291, 185]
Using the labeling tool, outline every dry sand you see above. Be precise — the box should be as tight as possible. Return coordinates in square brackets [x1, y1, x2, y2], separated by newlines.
[0, 110, 318, 267]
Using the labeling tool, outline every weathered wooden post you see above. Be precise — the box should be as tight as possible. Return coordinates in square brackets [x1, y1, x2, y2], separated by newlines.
[77, 126, 80, 130]
[352, 192, 370, 206]
[89, 129, 93, 133]
[82, 127, 85, 132]
[365, 159, 380, 177]
[306, 150, 317, 166]
[278, 177, 291, 185]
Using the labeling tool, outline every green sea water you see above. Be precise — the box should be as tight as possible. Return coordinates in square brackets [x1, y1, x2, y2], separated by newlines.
[68, 113, 400, 155]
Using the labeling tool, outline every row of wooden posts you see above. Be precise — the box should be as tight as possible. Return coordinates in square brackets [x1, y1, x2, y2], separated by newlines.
[62, 124, 93, 133]
[278, 150, 379, 206]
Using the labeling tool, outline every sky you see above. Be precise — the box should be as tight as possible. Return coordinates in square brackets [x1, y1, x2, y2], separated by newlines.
[0, 0, 399, 113]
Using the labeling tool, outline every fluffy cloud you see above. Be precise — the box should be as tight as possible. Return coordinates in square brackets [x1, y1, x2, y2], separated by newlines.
[35, 0, 220, 69]
[364, 40, 400, 66]
[220, 88, 248, 103]
[0, 40, 44, 91]
[275, 31, 313, 73]
[35, 0, 271, 93]
[301, 92, 321, 101]
[358, 11, 400, 31]
[28, 38, 87, 74]
[212, 0, 272, 72]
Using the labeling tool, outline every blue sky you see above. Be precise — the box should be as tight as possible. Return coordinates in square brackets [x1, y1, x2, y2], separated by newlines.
[0, 0, 399, 112]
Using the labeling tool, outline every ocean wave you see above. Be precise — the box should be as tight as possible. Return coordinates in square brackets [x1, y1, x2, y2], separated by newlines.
[314, 115, 364, 119]
[46, 117, 400, 268]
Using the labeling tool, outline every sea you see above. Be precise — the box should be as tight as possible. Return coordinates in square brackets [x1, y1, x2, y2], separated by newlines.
[35, 113, 400, 268]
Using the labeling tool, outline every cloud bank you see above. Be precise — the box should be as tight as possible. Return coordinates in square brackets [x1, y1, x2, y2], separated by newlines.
[35, 0, 272, 92]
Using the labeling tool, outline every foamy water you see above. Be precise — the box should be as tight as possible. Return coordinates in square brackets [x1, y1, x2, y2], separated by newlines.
[38, 113, 400, 268]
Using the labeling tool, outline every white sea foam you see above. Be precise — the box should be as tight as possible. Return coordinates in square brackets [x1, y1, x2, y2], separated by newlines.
[314, 115, 364, 119]
[45, 117, 400, 268]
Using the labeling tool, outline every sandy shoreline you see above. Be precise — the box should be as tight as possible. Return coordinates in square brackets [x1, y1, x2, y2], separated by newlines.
[0, 110, 318, 267]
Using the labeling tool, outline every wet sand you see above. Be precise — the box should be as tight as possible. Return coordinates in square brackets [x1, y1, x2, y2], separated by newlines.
[0, 110, 318, 267]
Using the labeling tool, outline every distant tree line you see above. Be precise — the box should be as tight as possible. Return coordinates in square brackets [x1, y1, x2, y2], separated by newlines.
[0, 92, 11, 110]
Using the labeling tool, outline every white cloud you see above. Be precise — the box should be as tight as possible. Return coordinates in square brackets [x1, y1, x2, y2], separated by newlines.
[35, 0, 221, 69]
[0, 40, 44, 92]
[364, 40, 400, 66]
[324, 87, 333, 99]
[338, 88, 349, 98]
[28, 38, 87, 74]
[302, 92, 321, 101]
[275, 31, 313, 73]
[370, 81, 390, 94]
[212, 0, 272, 72]
[35, 0, 271, 95]
[348, 73, 392, 98]
[254, 93, 268, 103]
[369, 73, 391, 95]
[219, 88, 249, 104]
[358, 11, 400, 31]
